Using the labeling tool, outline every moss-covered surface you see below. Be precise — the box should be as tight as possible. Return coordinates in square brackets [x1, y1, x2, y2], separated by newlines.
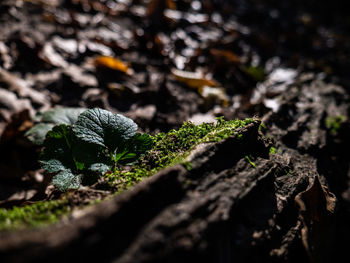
[325, 115, 346, 134]
[0, 199, 70, 231]
[105, 117, 256, 190]
[0, 117, 256, 231]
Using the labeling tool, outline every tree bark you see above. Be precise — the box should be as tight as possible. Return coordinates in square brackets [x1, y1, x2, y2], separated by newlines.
[0, 79, 349, 263]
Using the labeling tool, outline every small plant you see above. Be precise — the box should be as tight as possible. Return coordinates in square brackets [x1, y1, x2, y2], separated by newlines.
[39, 108, 152, 191]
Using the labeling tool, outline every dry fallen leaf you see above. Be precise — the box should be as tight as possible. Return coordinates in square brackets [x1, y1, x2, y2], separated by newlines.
[94, 56, 133, 75]
[210, 49, 241, 65]
[166, 0, 176, 10]
[0, 110, 33, 145]
[0, 68, 48, 108]
[295, 176, 337, 263]
[24, 0, 61, 7]
[40, 42, 69, 68]
[171, 68, 219, 89]
[0, 88, 32, 122]
[0, 41, 13, 69]
[198, 86, 230, 107]
[146, 0, 176, 18]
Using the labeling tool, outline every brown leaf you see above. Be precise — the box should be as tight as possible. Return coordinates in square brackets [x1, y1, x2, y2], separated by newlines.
[295, 176, 337, 263]
[166, 0, 176, 10]
[171, 68, 220, 89]
[23, 0, 60, 7]
[198, 86, 230, 107]
[210, 49, 241, 65]
[146, 0, 167, 18]
[0, 41, 13, 69]
[94, 56, 133, 75]
[0, 68, 49, 107]
[40, 42, 69, 68]
[0, 110, 33, 145]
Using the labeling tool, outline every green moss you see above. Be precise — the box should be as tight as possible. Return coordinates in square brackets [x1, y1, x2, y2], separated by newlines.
[0, 199, 69, 231]
[105, 117, 257, 190]
[269, 146, 277, 154]
[325, 115, 346, 134]
[245, 155, 256, 168]
[0, 117, 258, 231]
[182, 161, 193, 171]
[259, 123, 266, 132]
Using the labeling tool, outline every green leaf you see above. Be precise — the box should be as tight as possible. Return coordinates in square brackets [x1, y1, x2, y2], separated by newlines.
[130, 133, 153, 153]
[40, 158, 66, 174]
[40, 107, 86, 125]
[71, 142, 112, 172]
[38, 108, 150, 192]
[118, 133, 153, 164]
[52, 170, 81, 191]
[25, 123, 55, 145]
[26, 107, 86, 146]
[88, 163, 110, 175]
[73, 108, 138, 151]
[121, 153, 137, 160]
[40, 124, 76, 173]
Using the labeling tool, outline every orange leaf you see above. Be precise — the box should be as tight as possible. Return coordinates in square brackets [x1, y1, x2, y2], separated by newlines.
[171, 68, 219, 89]
[94, 56, 132, 75]
[166, 0, 176, 10]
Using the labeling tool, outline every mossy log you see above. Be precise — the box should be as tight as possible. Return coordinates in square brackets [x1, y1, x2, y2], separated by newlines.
[0, 79, 349, 263]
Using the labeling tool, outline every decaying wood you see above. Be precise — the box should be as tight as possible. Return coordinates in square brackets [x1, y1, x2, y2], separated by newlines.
[0, 79, 349, 263]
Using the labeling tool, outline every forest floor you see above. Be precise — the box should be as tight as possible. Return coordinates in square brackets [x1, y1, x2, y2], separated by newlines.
[0, 0, 350, 262]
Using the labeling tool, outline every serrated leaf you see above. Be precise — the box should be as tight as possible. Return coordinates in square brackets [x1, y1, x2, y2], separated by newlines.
[40, 158, 66, 174]
[73, 108, 138, 152]
[39, 108, 150, 192]
[88, 163, 110, 175]
[25, 123, 55, 145]
[52, 170, 81, 191]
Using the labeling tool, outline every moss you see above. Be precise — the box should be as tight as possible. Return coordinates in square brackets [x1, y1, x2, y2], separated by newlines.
[245, 155, 256, 168]
[182, 161, 193, 171]
[325, 115, 346, 134]
[0, 199, 70, 231]
[259, 123, 266, 132]
[269, 146, 277, 154]
[105, 117, 257, 190]
[0, 117, 258, 231]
